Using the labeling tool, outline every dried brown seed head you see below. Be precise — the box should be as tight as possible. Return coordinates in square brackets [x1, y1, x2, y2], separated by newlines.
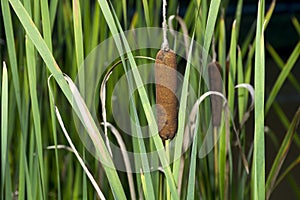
[155, 49, 178, 140]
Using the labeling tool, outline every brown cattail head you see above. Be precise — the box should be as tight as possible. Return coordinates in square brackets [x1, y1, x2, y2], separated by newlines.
[208, 61, 223, 127]
[155, 49, 178, 140]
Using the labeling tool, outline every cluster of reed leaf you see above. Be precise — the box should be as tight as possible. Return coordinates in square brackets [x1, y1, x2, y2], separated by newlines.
[1, 0, 300, 199]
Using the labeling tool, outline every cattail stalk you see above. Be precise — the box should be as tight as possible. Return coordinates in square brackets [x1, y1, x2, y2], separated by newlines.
[208, 61, 223, 127]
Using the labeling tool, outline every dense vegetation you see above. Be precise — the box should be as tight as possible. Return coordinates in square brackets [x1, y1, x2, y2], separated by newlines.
[1, 0, 299, 199]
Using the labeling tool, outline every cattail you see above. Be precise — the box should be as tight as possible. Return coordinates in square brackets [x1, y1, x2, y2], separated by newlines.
[155, 49, 178, 140]
[208, 61, 223, 127]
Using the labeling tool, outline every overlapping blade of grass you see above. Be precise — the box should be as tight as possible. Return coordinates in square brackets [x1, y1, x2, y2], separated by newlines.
[131, 124, 143, 198]
[263, 0, 276, 31]
[28, 129, 37, 198]
[142, 0, 150, 27]
[241, 22, 255, 58]
[47, 79, 61, 199]
[266, 43, 300, 92]
[97, 0, 179, 198]
[38, 0, 63, 197]
[167, 0, 177, 16]
[1, 0, 22, 114]
[8, 0, 126, 198]
[49, 0, 58, 30]
[193, 0, 202, 42]
[107, 4, 156, 199]
[237, 47, 245, 123]
[218, 14, 228, 200]
[218, 14, 226, 78]
[273, 102, 300, 149]
[183, 1, 195, 30]
[221, 33, 241, 197]
[1, 62, 8, 198]
[251, 0, 265, 199]
[17, 70, 31, 200]
[266, 107, 300, 199]
[18, 136, 26, 199]
[236, 45, 250, 189]
[243, 46, 255, 111]
[147, 0, 156, 27]
[4, 156, 12, 199]
[186, 125, 199, 200]
[265, 42, 300, 114]
[203, 0, 221, 62]
[24, 147, 33, 200]
[173, 33, 195, 186]
[25, 35, 46, 198]
[40, 0, 52, 50]
[90, 4, 101, 49]
[100, 56, 158, 199]
[201, 0, 208, 37]
[228, 20, 237, 113]
[74, 162, 83, 198]
[82, 0, 91, 53]
[234, 0, 243, 41]
[24, 0, 46, 197]
[190, 91, 228, 199]
[238, 142, 254, 199]
[73, 0, 84, 70]
[131, 102, 155, 200]
[121, 0, 127, 28]
[64, 74, 126, 199]
[54, 104, 105, 200]
[73, 0, 85, 96]
[104, 122, 136, 200]
[274, 155, 300, 197]
[33, 0, 40, 25]
[241, 0, 275, 58]
[194, 1, 222, 196]
[291, 16, 300, 35]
